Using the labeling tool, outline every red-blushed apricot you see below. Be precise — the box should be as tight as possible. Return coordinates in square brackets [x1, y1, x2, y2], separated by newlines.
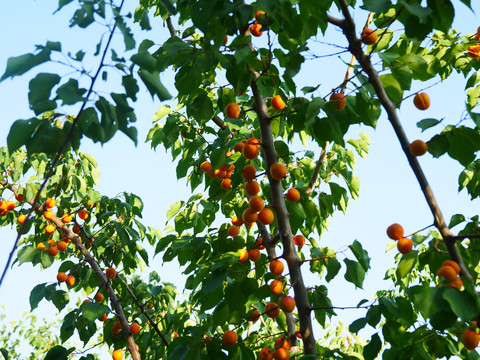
[258, 348, 274, 360]
[72, 224, 81, 233]
[409, 140, 428, 156]
[442, 260, 460, 275]
[265, 302, 280, 318]
[94, 292, 104, 302]
[200, 161, 213, 172]
[255, 10, 265, 21]
[225, 103, 241, 119]
[78, 209, 89, 220]
[250, 309, 261, 323]
[46, 197, 56, 208]
[274, 337, 291, 350]
[245, 181, 260, 196]
[462, 327, 480, 350]
[112, 350, 123, 360]
[286, 188, 300, 202]
[242, 143, 260, 159]
[57, 272, 67, 282]
[270, 163, 287, 180]
[221, 178, 232, 190]
[397, 237, 413, 254]
[242, 165, 257, 180]
[15, 193, 25, 202]
[215, 168, 227, 179]
[62, 213, 73, 223]
[249, 196, 264, 212]
[98, 313, 108, 322]
[228, 225, 240, 237]
[361, 28, 378, 45]
[112, 320, 122, 334]
[234, 140, 246, 153]
[232, 216, 244, 226]
[106, 267, 116, 279]
[254, 237, 265, 250]
[46, 224, 56, 234]
[48, 245, 58, 257]
[238, 249, 248, 262]
[37, 242, 47, 251]
[222, 330, 238, 347]
[66, 275, 75, 287]
[437, 266, 458, 282]
[270, 279, 284, 295]
[6, 201, 15, 211]
[386, 223, 404, 240]
[57, 240, 67, 252]
[468, 45, 480, 58]
[273, 347, 290, 360]
[272, 95, 286, 110]
[250, 23, 263, 37]
[242, 208, 258, 224]
[278, 296, 296, 313]
[269, 260, 284, 275]
[294, 234, 305, 247]
[130, 322, 140, 334]
[258, 208, 274, 225]
[413, 92, 430, 110]
[329, 92, 346, 110]
[248, 249, 261, 262]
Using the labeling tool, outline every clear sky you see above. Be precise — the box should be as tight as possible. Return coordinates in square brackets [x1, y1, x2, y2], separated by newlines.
[1, 0, 480, 357]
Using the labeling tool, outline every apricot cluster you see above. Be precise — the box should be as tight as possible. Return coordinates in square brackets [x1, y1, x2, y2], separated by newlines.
[386, 223, 413, 255]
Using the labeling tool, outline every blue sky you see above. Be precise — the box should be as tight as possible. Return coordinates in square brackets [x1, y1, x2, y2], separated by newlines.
[1, 0, 480, 356]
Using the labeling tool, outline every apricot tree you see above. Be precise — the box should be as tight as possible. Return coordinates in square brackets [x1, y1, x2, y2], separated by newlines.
[1, 0, 480, 359]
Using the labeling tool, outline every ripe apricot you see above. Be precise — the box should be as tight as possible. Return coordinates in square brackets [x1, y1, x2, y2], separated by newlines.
[249, 196, 264, 212]
[62, 213, 72, 223]
[397, 237, 413, 254]
[259, 348, 274, 360]
[72, 224, 81, 233]
[275, 337, 291, 350]
[273, 347, 290, 360]
[130, 322, 140, 334]
[294, 234, 305, 247]
[278, 296, 296, 313]
[48, 245, 58, 257]
[248, 249, 261, 262]
[238, 249, 249, 262]
[112, 350, 123, 360]
[270, 163, 287, 180]
[232, 216, 244, 226]
[66, 275, 75, 287]
[254, 237, 265, 250]
[234, 141, 246, 153]
[329, 92, 346, 111]
[106, 267, 116, 279]
[413, 92, 430, 110]
[265, 302, 280, 318]
[44, 211, 54, 220]
[386, 223, 404, 240]
[244, 181, 260, 196]
[242, 165, 257, 180]
[437, 266, 458, 282]
[112, 320, 122, 334]
[361, 28, 378, 45]
[242, 143, 259, 159]
[250, 23, 263, 37]
[222, 330, 238, 347]
[98, 313, 108, 322]
[286, 188, 300, 202]
[255, 10, 265, 21]
[225, 103, 241, 119]
[46, 224, 56, 234]
[94, 292, 104, 302]
[258, 208, 274, 225]
[228, 225, 240, 237]
[462, 327, 480, 350]
[269, 260, 284, 275]
[272, 95, 286, 110]
[46, 198, 56, 208]
[250, 309, 261, 323]
[15, 193, 25, 202]
[17, 214, 26, 224]
[221, 178, 232, 190]
[409, 140, 428, 157]
[215, 168, 227, 179]
[468, 45, 480, 58]
[442, 260, 460, 275]
[6, 201, 15, 211]
[270, 279, 284, 295]
[242, 208, 258, 224]
[37, 242, 47, 251]
[200, 161, 213, 172]
[223, 35, 228, 46]
[451, 277, 464, 289]
[57, 240, 67, 252]
[57, 272, 67, 282]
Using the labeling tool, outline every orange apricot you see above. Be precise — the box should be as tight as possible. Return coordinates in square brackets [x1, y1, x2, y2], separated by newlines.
[386, 223, 404, 240]
[242, 165, 257, 180]
[78, 210, 88, 220]
[250, 309, 261, 323]
[57, 272, 67, 282]
[361, 28, 378, 45]
[112, 350, 123, 360]
[66, 275, 76, 287]
[272, 95, 286, 110]
[222, 330, 238, 347]
[72, 224, 81, 233]
[270, 279, 284, 295]
[273, 347, 290, 360]
[329, 92, 346, 110]
[225, 103, 241, 119]
[265, 302, 280, 318]
[278, 296, 296, 313]
[130, 322, 140, 334]
[62, 213, 72, 223]
[248, 249, 261, 262]
[221, 178, 232, 190]
[234, 141, 246, 153]
[437, 266, 458, 282]
[112, 320, 122, 334]
[468, 45, 480, 58]
[462, 327, 480, 350]
[258, 208, 274, 225]
[255, 10, 265, 21]
[98, 313, 108, 322]
[286, 188, 300, 202]
[6, 201, 15, 211]
[442, 260, 460, 275]
[409, 140, 428, 157]
[238, 249, 249, 262]
[48, 245, 58, 257]
[270, 163, 287, 181]
[269, 260, 284, 275]
[46, 224, 56, 234]
[249, 196, 264, 212]
[242, 208, 258, 224]
[46, 198, 56, 208]
[17, 214, 26, 224]
[200, 161, 213, 172]
[106, 267, 116, 279]
[397, 237, 413, 255]
[94, 292, 104, 302]
[242, 143, 259, 159]
[232, 216, 244, 226]
[259, 348, 274, 360]
[250, 23, 263, 37]
[244, 181, 260, 196]
[37, 242, 47, 251]
[44, 211, 54, 220]
[294, 234, 305, 247]
[57, 240, 67, 252]
[413, 92, 430, 110]
[228, 225, 240, 237]
[254, 237, 265, 250]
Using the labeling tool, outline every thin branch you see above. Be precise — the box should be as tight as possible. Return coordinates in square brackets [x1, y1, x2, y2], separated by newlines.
[211, 115, 229, 130]
[306, 144, 329, 195]
[166, 16, 176, 37]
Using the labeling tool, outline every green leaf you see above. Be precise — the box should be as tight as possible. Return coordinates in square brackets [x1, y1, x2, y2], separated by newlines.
[138, 69, 171, 101]
[449, 214, 465, 228]
[364, 333, 382, 360]
[80, 301, 110, 321]
[167, 201, 184, 222]
[187, 93, 214, 123]
[17, 245, 39, 265]
[396, 250, 417, 278]
[325, 257, 341, 282]
[153, 105, 173, 123]
[305, 97, 324, 128]
[1, 48, 52, 81]
[417, 118, 441, 131]
[361, 0, 392, 12]
[28, 73, 60, 115]
[30, 283, 48, 311]
[56, 78, 87, 105]
[0, 348, 8, 360]
[349, 240, 370, 272]
[44, 346, 73, 360]
[406, 286, 438, 319]
[379, 74, 403, 105]
[344, 259, 365, 289]
[49, 290, 70, 311]
[203, 271, 226, 293]
[60, 310, 77, 343]
[442, 288, 480, 321]
[400, 1, 432, 22]
[349, 317, 367, 333]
